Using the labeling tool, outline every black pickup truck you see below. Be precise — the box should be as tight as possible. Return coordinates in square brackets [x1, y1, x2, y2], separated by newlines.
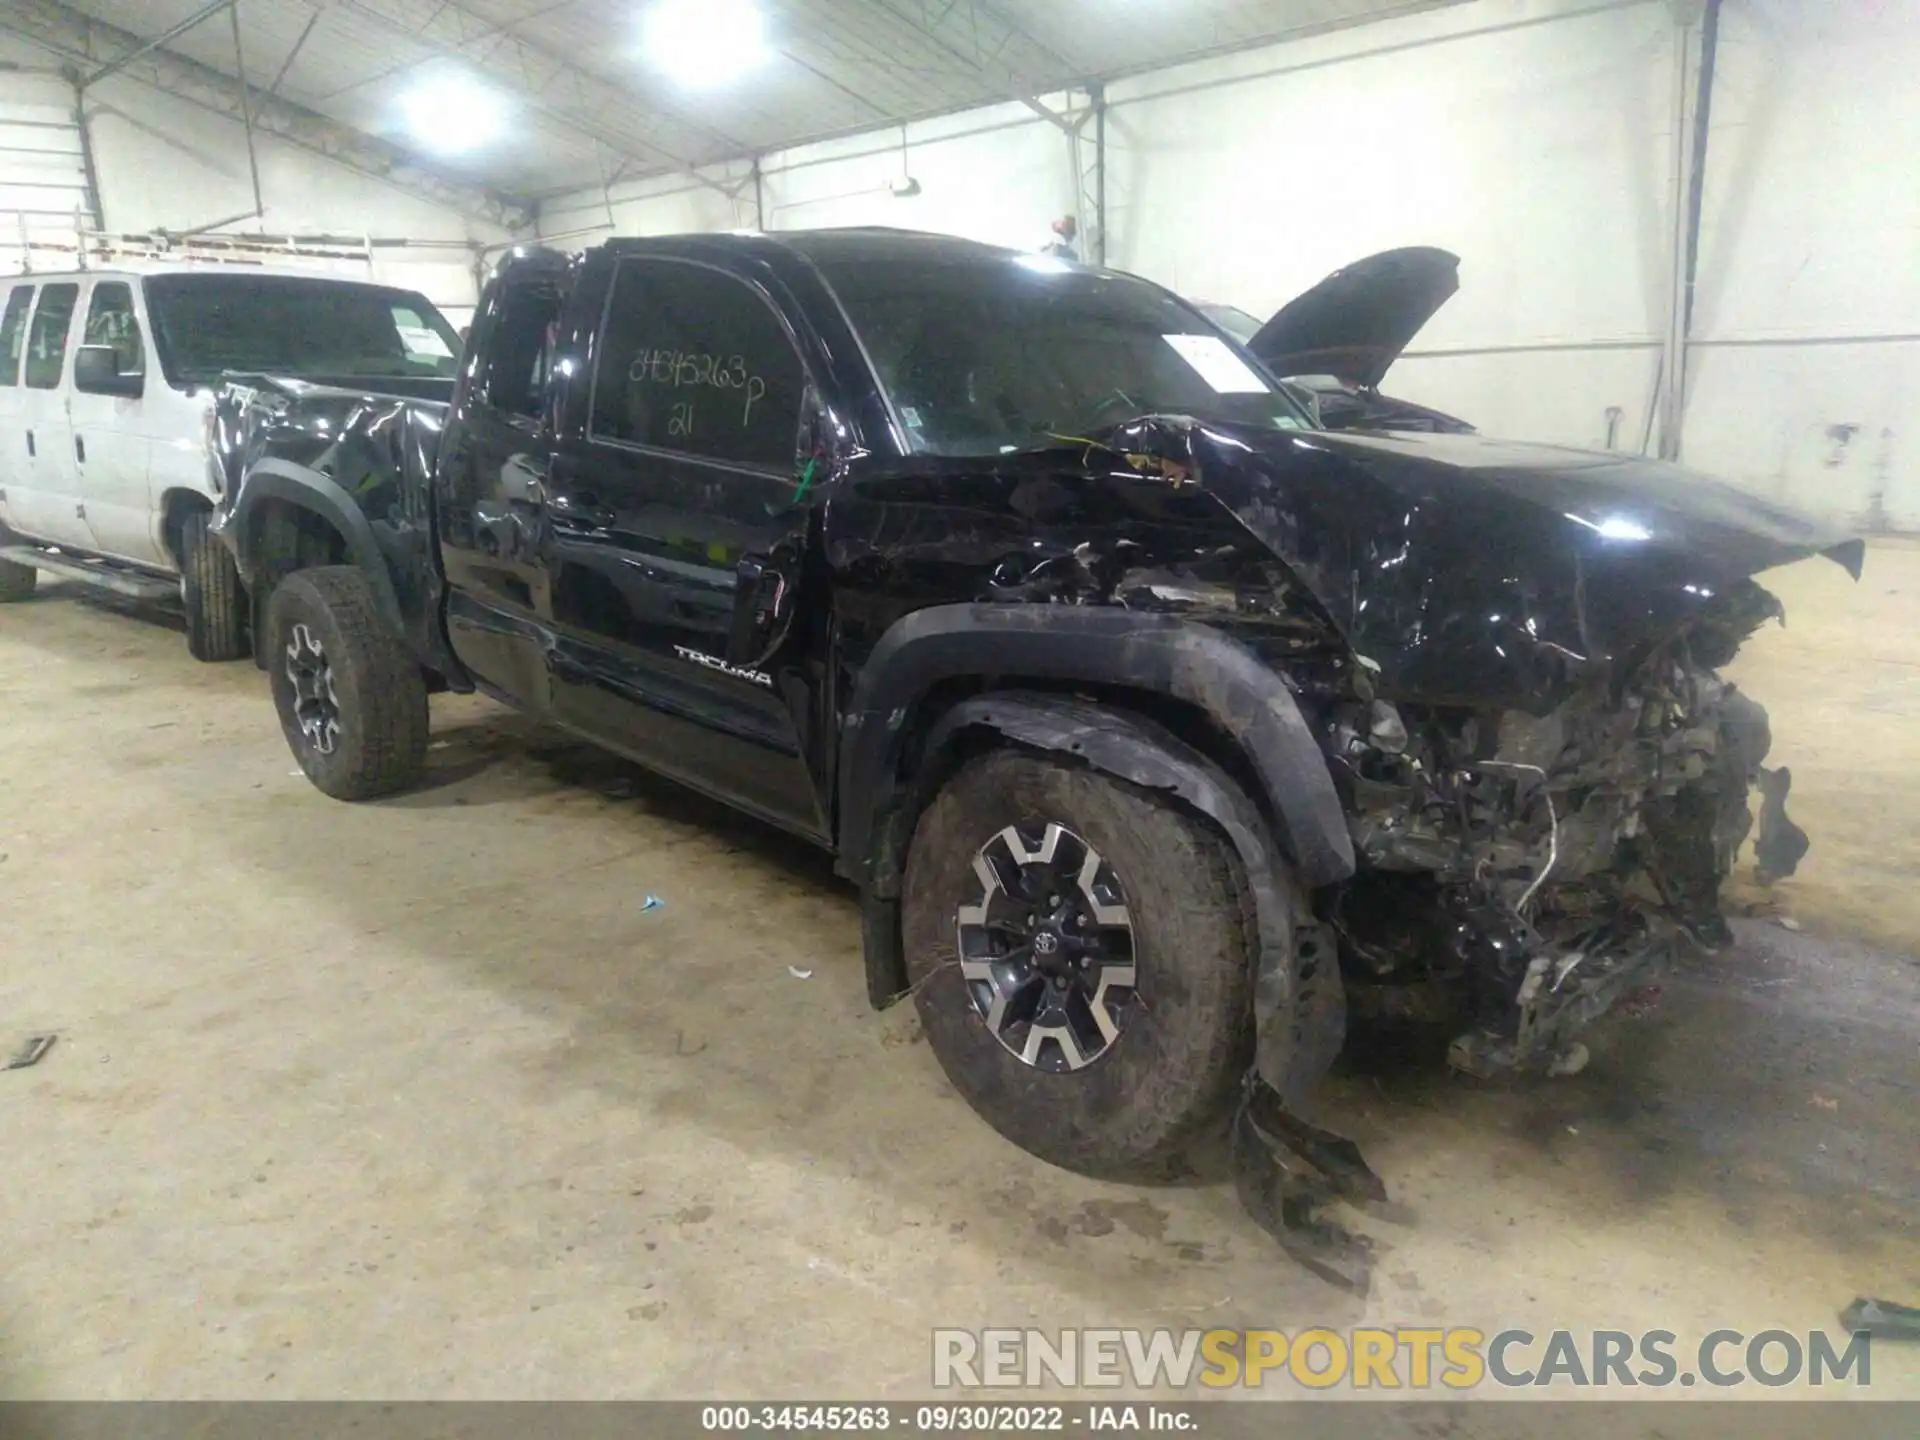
[210, 228, 1861, 1291]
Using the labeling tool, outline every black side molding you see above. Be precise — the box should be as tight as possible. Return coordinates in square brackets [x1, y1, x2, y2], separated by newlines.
[214, 457, 466, 684]
[836, 604, 1355, 897]
[215, 459, 408, 637]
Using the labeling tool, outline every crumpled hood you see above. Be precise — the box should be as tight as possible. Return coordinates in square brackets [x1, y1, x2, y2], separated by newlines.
[1106, 417, 1863, 711]
[1247, 247, 1459, 390]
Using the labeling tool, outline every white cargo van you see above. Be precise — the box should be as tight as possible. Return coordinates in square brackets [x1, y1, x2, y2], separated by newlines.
[0, 267, 462, 658]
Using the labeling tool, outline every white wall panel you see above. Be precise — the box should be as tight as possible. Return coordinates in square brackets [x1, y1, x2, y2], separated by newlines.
[1682, 0, 1920, 530]
[537, 101, 1074, 255]
[522, 0, 1917, 529]
[535, 2, 1680, 455]
[538, 168, 753, 248]
[1106, 0, 1678, 450]
[757, 102, 1071, 253]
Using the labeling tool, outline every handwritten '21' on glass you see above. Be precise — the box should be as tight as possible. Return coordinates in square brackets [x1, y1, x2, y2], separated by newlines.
[629, 348, 770, 436]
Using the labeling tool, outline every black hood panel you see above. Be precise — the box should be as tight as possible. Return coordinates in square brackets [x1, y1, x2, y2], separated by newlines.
[1102, 419, 1861, 711]
[1248, 247, 1459, 390]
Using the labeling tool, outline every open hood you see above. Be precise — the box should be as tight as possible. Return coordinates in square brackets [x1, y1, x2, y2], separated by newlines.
[1247, 246, 1459, 390]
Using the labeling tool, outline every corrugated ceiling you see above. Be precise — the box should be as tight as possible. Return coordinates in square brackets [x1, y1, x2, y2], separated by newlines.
[54, 0, 1465, 199]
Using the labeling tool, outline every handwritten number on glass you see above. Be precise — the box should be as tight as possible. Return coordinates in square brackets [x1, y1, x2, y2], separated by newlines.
[630, 348, 768, 430]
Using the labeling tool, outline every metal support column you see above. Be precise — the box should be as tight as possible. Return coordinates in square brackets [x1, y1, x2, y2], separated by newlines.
[228, 0, 265, 225]
[1094, 84, 1107, 266]
[67, 69, 106, 234]
[1657, 0, 1720, 461]
[1066, 82, 1107, 265]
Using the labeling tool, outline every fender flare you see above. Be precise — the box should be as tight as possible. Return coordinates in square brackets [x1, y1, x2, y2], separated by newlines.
[836, 604, 1355, 896]
[215, 458, 410, 647]
[901, 693, 1347, 1105]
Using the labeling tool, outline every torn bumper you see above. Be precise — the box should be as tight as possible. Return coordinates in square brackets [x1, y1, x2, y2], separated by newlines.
[1443, 919, 1678, 1077]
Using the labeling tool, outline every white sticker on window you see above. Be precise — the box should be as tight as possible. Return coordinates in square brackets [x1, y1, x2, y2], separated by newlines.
[396, 324, 454, 359]
[1162, 333, 1268, 394]
[900, 405, 923, 427]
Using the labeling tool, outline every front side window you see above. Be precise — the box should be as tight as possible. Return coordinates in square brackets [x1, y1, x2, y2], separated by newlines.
[590, 259, 806, 470]
[23, 282, 79, 389]
[79, 281, 145, 386]
[143, 275, 463, 386]
[813, 256, 1313, 458]
[0, 286, 32, 388]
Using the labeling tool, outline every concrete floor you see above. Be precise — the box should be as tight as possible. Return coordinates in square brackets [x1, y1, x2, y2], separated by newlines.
[1, 544, 1917, 1402]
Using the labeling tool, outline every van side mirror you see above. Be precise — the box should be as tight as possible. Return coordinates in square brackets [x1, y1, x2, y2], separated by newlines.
[74, 344, 143, 399]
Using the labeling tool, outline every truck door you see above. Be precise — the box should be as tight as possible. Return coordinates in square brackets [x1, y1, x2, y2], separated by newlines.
[546, 253, 826, 840]
[11, 282, 86, 548]
[69, 278, 163, 567]
[434, 253, 569, 712]
[0, 282, 33, 535]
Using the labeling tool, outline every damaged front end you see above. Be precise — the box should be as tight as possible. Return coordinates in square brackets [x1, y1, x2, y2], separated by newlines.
[1048, 415, 1862, 1291]
[1326, 580, 1791, 1079]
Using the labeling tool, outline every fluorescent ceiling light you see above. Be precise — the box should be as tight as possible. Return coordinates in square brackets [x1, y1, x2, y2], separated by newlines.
[400, 72, 508, 155]
[644, 0, 770, 87]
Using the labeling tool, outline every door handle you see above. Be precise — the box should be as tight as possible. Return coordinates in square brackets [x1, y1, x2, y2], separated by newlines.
[75, 435, 85, 464]
[25, 429, 34, 457]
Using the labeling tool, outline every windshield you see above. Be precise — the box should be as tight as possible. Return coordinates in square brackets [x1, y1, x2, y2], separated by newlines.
[816, 256, 1314, 457]
[1194, 302, 1263, 346]
[144, 275, 463, 386]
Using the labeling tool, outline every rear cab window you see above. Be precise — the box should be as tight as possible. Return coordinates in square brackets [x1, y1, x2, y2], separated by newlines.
[474, 275, 564, 426]
[0, 285, 32, 387]
[23, 283, 79, 390]
[589, 258, 806, 471]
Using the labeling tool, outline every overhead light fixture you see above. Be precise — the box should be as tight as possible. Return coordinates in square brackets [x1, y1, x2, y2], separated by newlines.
[643, 0, 770, 87]
[399, 72, 508, 155]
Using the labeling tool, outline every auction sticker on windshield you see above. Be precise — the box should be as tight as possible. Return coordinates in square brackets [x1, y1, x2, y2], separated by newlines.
[1162, 333, 1268, 393]
[397, 325, 453, 359]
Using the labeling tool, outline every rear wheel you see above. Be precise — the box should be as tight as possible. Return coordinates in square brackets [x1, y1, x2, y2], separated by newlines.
[180, 508, 246, 661]
[902, 748, 1256, 1179]
[0, 554, 36, 601]
[265, 566, 428, 800]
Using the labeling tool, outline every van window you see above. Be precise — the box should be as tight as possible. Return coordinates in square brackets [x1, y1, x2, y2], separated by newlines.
[23, 283, 79, 390]
[78, 282, 145, 389]
[144, 275, 463, 386]
[0, 286, 31, 388]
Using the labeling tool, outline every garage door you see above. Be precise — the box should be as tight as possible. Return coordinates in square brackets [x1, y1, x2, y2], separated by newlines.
[0, 71, 94, 273]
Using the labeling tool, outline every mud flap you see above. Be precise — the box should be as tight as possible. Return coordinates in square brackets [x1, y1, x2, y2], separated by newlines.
[1230, 1074, 1386, 1295]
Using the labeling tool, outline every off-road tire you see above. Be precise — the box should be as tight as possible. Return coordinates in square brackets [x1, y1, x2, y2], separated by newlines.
[266, 565, 428, 801]
[0, 555, 35, 601]
[902, 748, 1256, 1180]
[181, 508, 247, 661]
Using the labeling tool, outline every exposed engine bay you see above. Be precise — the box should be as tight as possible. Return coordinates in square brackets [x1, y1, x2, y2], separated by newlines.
[1319, 576, 1799, 1077]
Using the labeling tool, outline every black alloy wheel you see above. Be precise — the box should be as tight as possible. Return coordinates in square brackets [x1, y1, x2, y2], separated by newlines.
[955, 820, 1138, 1073]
